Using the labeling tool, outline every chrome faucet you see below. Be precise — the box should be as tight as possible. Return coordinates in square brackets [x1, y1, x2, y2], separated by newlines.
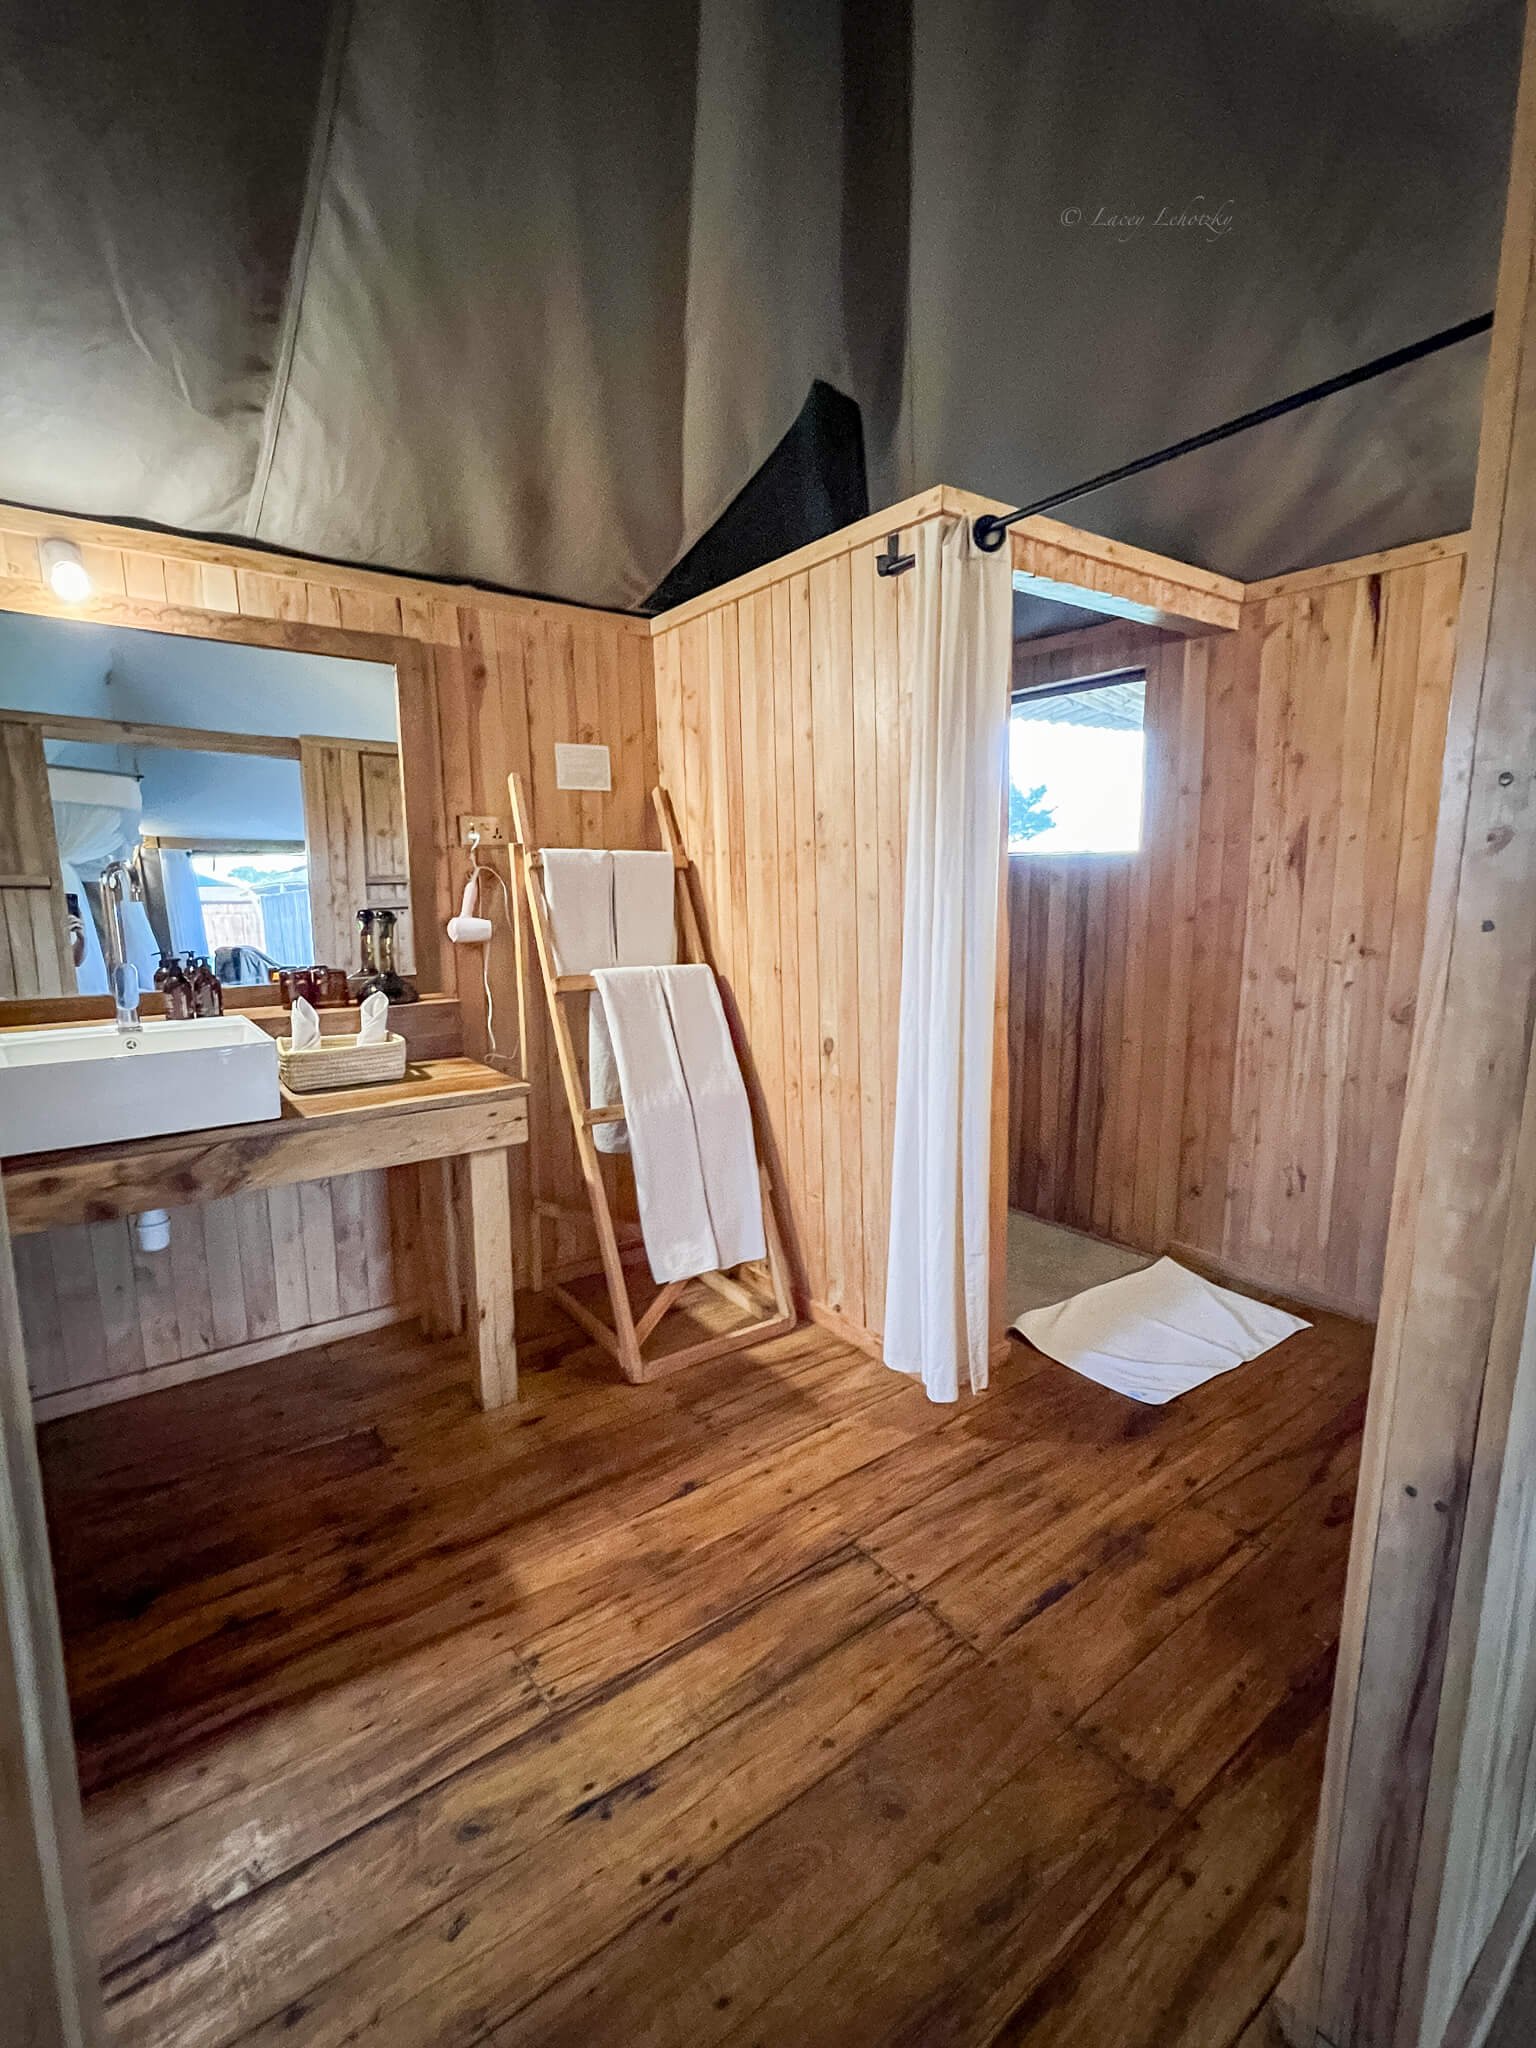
[100, 859, 143, 1032]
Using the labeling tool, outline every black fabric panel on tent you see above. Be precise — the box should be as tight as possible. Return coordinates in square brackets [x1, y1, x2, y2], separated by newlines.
[646, 381, 869, 614]
[0, 0, 1522, 609]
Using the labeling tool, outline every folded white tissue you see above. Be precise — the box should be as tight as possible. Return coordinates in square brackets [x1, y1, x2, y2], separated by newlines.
[289, 996, 322, 1050]
[357, 991, 390, 1043]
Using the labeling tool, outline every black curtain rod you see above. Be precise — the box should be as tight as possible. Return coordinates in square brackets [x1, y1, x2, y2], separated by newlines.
[972, 309, 1495, 552]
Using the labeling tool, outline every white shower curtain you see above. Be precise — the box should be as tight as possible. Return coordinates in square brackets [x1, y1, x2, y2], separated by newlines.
[158, 848, 210, 958]
[47, 767, 157, 995]
[882, 513, 1012, 1403]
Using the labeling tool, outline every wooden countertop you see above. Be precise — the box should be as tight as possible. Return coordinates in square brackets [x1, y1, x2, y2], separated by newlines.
[274, 1057, 524, 1123]
[3, 1058, 529, 1235]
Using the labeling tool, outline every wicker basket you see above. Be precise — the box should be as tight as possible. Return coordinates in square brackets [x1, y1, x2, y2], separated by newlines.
[277, 1031, 408, 1093]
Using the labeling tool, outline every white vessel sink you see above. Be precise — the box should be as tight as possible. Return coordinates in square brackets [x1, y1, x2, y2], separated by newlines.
[0, 1015, 282, 1157]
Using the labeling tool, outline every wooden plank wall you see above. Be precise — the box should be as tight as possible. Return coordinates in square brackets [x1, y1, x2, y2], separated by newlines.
[0, 720, 73, 999]
[298, 737, 418, 974]
[422, 597, 659, 1288]
[652, 530, 917, 1340]
[648, 491, 1238, 1348]
[1203, 551, 1463, 1317]
[1006, 623, 1206, 1250]
[0, 505, 654, 1411]
[12, 1181, 400, 1420]
[1007, 545, 1464, 1321]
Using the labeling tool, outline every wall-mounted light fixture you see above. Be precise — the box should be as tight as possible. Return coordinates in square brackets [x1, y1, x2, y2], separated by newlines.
[39, 537, 92, 602]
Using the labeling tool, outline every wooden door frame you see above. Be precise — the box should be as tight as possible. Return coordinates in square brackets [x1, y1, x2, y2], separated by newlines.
[0, 1177, 101, 2044]
[1278, 6, 1536, 2042]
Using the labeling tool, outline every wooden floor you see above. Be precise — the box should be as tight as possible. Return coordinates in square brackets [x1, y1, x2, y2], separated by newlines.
[37, 1292, 1371, 2048]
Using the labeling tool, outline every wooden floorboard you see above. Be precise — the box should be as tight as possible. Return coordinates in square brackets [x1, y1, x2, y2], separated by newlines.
[35, 1289, 1373, 2047]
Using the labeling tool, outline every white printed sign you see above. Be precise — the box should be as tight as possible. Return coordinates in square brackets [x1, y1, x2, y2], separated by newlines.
[554, 742, 612, 792]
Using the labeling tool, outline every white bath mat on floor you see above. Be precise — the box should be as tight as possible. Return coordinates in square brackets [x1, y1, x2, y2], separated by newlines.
[1013, 1255, 1310, 1404]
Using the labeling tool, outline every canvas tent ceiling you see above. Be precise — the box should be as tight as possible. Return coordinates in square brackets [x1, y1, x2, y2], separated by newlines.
[0, 0, 1519, 612]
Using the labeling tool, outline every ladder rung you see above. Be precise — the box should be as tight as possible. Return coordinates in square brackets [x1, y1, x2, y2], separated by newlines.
[555, 973, 598, 993]
[583, 1106, 626, 1126]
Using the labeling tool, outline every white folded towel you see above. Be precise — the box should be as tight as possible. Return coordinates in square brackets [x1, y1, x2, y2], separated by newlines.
[542, 848, 616, 974]
[591, 968, 719, 1280]
[595, 851, 676, 1152]
[357, 990, 390, 1044]
[543, 847, 677, 1154]
[1014, 1257, 1310, 1404]
[659, 966, 765, 1268]
[591, 965, 765, 1282]
[290, 997, 322, 1050]
[612, 850, 677, 966]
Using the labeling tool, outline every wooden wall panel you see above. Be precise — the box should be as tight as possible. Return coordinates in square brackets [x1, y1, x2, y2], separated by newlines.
[653, 493, 1297, 1352]
[12, 1177, 403, 1418]
[653, 535, 914, 1340]
[429, 601, 660, 1285]
[1008, 553, 1462, 1322]
[0, 501, 654, 1409]
[1006, 624, 1203, 1251]
[0, 721, 72, 999]
[1197, 556, 1462, 1318]
[299, 737, 417, 974]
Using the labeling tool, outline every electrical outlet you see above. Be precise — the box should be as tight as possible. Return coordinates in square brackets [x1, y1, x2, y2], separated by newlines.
[458, 813, 507, 846]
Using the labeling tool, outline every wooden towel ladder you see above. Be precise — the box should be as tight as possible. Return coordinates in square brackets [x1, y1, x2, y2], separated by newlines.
[508, 772, 796, 1382]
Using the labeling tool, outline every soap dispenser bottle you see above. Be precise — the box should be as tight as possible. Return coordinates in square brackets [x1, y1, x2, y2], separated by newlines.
[190, 956, 223, 1017]
[160, 956, 194, 1020]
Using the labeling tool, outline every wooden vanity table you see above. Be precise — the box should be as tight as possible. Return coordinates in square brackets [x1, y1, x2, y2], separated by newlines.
[2, 1057, 529, 1409]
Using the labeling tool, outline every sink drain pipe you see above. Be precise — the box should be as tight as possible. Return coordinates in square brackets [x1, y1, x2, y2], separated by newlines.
[132, 1209, 171, 1254]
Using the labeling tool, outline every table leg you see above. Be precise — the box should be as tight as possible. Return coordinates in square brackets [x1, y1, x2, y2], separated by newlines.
[416, 1158, 463, 1339]
[463, 1148, 517, 1408]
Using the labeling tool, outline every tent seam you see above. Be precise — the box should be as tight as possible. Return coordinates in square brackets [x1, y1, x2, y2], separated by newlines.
[243, 0, 354, 539]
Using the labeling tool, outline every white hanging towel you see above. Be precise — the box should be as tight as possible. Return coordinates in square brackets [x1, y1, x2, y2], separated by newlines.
[541, 848, 616, 973]
[589, 967, 718, 1280]
[659, 965, 765, 1269]
[593, 850, 678, 1155]
[541, 848, 624, 1148]
[1013, 1256, 1310, 1405]
[588, 1003, 628, 1155]
[612, 850, 677, 965]
[591, 965, 765, 1282]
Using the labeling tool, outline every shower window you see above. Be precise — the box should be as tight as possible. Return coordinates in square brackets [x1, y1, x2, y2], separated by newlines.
[1008, 668, 1147, 854]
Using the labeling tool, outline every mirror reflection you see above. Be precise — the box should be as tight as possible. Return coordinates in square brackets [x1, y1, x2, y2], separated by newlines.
[0, 614, 414, 1005]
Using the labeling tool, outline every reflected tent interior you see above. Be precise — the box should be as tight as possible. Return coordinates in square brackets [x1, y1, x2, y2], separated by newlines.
[0, 612, 410, 1000]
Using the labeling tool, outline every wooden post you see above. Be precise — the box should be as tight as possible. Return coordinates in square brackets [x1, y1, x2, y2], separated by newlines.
[1281, 8, 1536, 2043]
[415, 1157, 464, 1339]
[0, 1180, 102, 2045]
[462, 1148, 518, 1408]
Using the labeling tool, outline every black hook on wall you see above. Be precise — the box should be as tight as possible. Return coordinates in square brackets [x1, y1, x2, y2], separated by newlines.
[875, 532, 916, 577]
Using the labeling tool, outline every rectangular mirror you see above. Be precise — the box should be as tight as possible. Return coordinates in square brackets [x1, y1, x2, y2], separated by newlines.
[0, 612, 415, 1003]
